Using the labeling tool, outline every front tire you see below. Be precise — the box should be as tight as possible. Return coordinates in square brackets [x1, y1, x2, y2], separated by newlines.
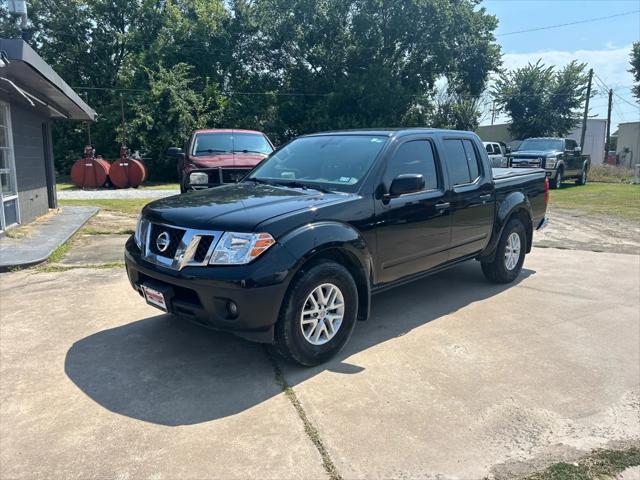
[552, 168, 563, 189]
[275, 261, 358, 366]
[481, 218, 527, 284]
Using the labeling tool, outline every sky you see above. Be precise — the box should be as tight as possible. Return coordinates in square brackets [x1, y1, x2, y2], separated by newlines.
[479, 0, 640, 131]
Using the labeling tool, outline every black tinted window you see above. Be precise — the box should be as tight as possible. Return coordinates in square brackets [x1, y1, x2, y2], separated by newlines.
[485, 144, 494, 154]
[463, 139, 481, 180]
[385, 140, 438, 191]
[565, 139, 577, 150]
[249, 135, 386, 192]
[443, 140, 472, 185]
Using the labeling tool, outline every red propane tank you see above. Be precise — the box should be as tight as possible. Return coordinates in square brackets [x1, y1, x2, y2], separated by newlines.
[70, 148, 110, 188]
[109, 147, 147, 188]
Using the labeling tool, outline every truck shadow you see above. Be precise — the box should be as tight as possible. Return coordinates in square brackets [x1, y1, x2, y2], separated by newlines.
[64, 261, 534, 426]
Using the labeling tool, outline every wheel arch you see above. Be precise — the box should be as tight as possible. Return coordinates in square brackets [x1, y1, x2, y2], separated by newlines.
[479, 192, 533, 261]
[280, 222, 373, 322]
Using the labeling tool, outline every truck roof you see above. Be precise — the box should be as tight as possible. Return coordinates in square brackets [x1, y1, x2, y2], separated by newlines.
[302, 128, 478, 138]
[193, 128, 267, 135]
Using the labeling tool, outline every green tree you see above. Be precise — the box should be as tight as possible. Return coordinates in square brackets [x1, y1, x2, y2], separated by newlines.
[129, 63, 217, 180]
[492, 60, 589, 139]
[430, 89, 482, 131]
[630, 42, 640, 102]
[226, 0, 500, 138]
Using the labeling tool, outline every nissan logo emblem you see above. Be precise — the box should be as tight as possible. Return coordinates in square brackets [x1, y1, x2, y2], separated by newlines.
[155, 231, 170, 252]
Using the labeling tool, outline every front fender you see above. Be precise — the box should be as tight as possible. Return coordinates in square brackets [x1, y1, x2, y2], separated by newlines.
[279, 221, 373, 320]
[479, 192, 532, 260]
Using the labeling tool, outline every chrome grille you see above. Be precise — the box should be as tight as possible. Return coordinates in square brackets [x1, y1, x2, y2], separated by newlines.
[141, 220, 223, 270]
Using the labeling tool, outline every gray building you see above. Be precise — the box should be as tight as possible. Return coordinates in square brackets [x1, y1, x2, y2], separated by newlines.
[0, 38, 95, 234]
[615, 122, 640, 169]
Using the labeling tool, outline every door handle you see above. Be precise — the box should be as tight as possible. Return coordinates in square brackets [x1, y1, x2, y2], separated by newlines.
[479, 194, 492, 201]
[435, 202, 450, 210]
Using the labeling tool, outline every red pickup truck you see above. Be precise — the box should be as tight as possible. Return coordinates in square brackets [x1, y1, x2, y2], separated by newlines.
[167, 129, 275, 192]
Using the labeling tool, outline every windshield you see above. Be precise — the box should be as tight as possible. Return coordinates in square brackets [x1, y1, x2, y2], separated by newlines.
[516, 138, 564, 152]
[192, 132, 273, 156]
[247, 135, 387, 192]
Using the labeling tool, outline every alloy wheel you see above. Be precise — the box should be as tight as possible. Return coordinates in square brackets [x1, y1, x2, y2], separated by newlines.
[504, 232, 522, 271]
[300, 283, 345, 346]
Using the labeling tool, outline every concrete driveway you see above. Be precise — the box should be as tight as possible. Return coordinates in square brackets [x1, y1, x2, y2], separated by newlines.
[0, 248, 638, 479]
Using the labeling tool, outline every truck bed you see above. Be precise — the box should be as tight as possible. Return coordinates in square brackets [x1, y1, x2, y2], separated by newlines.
[492, 167, 543, 181]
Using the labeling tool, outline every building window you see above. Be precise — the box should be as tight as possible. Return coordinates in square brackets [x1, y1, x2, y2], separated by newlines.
[0, 101, 19, 232]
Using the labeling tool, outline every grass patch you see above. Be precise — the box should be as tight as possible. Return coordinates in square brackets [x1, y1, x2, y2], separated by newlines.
[36, 262, 124, 273]
[56, 182, 179, 191]
[550, 183, 640, 221]
[47, 241, 72, 263]
[588, 164, 637, 184]
[4, 225, 33, 239]
[526, 447, 640, 480]
[264, 347, 342, 480]
[59, 199, 150, 215]
[81, 227, 135, 235]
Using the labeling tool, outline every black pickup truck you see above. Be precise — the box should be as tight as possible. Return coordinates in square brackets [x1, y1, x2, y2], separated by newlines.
[125, 129, 548, 366]
[509, 137, 590, 189]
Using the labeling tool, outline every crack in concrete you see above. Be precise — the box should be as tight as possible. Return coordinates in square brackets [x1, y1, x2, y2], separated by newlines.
[264, 347, 342, 480]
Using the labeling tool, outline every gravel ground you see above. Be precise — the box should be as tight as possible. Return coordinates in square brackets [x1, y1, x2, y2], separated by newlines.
[537, 207, 640, 255]
[57, 189, 179, 200]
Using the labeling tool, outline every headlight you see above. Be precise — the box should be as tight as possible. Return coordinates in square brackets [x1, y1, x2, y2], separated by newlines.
[134, 216, 148, 250]
[189, 172, 209, 185]
[545, 156, 557, 168]
[209, 232, 276, 265]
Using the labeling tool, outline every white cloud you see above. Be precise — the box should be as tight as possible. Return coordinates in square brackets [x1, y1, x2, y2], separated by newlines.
[481, 45, 639, 128]
[502, 45, 634, 89]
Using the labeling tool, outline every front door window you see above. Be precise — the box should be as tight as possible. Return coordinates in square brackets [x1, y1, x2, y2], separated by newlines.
[0, 101, 19, 232]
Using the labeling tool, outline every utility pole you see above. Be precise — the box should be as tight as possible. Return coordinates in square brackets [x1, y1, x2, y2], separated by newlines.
[580, 68, 593, 150]
[491, 101, 496, 126]
[604, 88, 613, 164]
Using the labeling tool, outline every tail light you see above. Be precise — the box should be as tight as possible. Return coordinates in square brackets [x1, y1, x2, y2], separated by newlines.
[544, 177, 550, 205]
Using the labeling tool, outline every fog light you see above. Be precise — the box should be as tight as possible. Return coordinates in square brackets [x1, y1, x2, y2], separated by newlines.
[189, 172, 209, 185]
[227, 300, 239, 318]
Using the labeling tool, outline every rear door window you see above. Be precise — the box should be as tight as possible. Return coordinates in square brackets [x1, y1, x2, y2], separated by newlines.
[443, 139, 482, 185]
[462, 139, 481, 181]
[485, 144, 494, 154]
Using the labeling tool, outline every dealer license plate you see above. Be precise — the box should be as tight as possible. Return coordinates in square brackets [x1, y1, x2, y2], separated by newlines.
[141, 285, 168, 312]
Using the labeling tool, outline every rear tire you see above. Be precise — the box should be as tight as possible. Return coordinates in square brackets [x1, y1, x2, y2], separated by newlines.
[275, 261, 358, 366]
[481, 218, 527, 284]
[576, 167, 588, 185]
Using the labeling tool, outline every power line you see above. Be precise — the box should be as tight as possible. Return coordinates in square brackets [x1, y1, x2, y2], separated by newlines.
[594, 72, 639, 109]
[497, 10, 639, 36]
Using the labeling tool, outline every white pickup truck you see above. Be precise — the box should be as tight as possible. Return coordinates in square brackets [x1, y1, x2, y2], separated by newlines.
[483, 142, 508, 168]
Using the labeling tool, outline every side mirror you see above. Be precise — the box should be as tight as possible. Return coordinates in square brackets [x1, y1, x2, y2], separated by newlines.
[389, 174, 425, 196]
[166, 147, 185, 159]
[505, 146, 512, 154]
[574, 146, 581, 154]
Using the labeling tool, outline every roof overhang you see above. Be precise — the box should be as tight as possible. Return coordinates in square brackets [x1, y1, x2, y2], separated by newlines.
[0, 38, 96, 121]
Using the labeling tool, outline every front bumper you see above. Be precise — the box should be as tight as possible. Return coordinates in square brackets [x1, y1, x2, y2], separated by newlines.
[124, 237, 294, 343]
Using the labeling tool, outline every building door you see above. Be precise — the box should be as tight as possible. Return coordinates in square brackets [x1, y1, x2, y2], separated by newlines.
[0, 101, 20, 233]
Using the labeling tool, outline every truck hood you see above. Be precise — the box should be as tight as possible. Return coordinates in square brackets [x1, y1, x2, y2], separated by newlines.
[511, 150, 559, 158]
[142, 182, 355, 231]
[189, 152, 268, 168]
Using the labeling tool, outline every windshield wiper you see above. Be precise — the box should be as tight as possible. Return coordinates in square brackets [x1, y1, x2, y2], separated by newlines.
[243, 177, 273, 186]
[233, 149, 266, 154]
[271, 180, 333, 194]
[195, 149, 229, 154]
